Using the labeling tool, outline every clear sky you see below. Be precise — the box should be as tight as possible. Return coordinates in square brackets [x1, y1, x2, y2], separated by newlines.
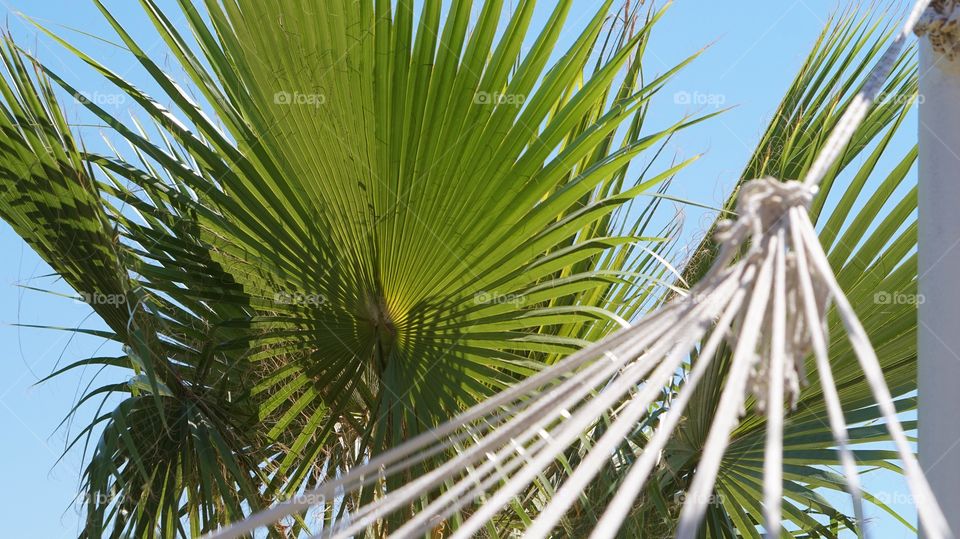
[0, 1, 918, 537]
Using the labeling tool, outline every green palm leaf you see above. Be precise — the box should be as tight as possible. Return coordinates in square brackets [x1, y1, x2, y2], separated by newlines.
[0, 1, 710, 536]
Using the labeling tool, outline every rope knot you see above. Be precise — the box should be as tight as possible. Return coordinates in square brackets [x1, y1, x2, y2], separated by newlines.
[715, 177, 816, 246]
[916, 1, 960, 60]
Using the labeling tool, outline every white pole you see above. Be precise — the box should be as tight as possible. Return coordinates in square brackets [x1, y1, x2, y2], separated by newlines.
[918, 2, 960, 533]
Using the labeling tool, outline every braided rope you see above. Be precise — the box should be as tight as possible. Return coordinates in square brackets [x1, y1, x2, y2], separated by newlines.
[803, 0, 931, 187]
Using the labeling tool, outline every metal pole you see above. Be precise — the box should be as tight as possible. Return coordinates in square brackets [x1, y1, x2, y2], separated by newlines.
[918, 2, 960, 533]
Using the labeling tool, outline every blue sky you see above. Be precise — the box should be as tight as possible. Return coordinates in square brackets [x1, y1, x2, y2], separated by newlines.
[0, 1, 919, 537]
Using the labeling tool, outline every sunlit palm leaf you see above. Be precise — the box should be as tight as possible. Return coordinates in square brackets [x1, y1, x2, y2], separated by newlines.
[0, 1, 709, 536]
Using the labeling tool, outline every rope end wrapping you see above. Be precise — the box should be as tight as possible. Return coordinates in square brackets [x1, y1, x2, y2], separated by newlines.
[916, 1, 960, 60]
[716, 177, 816, 245]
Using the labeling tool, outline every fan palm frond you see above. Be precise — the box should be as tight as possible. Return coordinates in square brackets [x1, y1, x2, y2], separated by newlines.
[0, 1, 711, 536]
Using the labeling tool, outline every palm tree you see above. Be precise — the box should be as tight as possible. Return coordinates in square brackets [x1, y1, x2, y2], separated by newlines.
[0, 1, 923, 537]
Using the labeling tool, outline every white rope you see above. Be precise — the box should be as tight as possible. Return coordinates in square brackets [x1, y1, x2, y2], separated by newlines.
[803, 0, 931, 187]
[444, 287, 738, 539]
[585, 270, 754, 538]
[203, 305, 680, 538]
[330, 301, 710, 537]
[321, 326, 670, 537]
[549, 268, 755, 539]
[675, 233, 779, 538]
[762, 228, 787, 539]
[789, 206, 866, 528]
[796, 213, 952, 539]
